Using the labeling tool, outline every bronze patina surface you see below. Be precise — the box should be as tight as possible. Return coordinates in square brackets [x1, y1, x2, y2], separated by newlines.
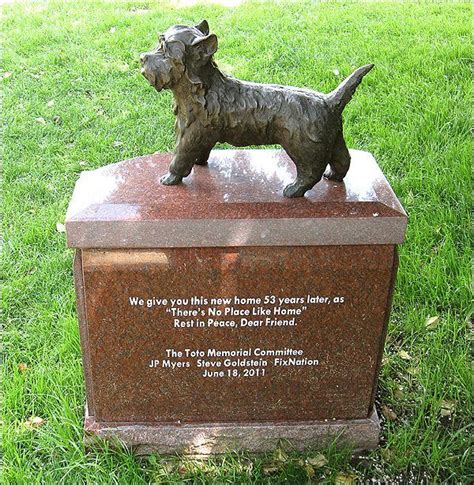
[140, 21, 373, 198]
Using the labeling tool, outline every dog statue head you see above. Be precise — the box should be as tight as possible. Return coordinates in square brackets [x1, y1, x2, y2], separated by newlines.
[140, 20, 218, 92]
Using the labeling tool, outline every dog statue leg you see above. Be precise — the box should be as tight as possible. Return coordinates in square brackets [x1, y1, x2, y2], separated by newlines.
[161, 146, 204, 185]
[283, 145, 327, 198]
[283, 171, 323, 198]
[161, 155, 192, 185]
[160, 171, 183, 185]
[324, 131, 351, 182]
[194, 145, 214, 166]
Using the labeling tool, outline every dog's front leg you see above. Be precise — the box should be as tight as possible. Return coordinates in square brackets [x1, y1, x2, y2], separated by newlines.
[161, 139, 204, 186]
[194, 145, 214, 166]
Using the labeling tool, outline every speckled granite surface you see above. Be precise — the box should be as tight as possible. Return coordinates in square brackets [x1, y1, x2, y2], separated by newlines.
[66, 149, 407, 248]
[84, 405, 381, 455]
[77, 245, 396, 423]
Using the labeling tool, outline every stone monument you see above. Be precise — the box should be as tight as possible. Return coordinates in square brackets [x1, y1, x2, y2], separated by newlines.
[66, 149, 407, 455]
[65, 20, 406, 454]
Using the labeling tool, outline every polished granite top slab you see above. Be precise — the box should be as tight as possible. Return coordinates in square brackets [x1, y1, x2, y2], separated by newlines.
[66, 149, 407, 248]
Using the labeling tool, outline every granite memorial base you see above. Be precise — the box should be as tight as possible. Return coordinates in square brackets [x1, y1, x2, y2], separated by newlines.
[66, 149, 407, 455]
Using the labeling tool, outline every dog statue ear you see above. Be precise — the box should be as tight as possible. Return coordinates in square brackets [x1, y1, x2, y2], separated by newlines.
[195, 20, 209, 35]
[191, 34, 218, 60]
[165, 40, 185, 61]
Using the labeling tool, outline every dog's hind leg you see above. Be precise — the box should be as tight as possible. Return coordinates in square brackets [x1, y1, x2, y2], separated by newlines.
[283, 165, 326, 198]
[282, 143, 328, 198]
[324, 131, 351, 182]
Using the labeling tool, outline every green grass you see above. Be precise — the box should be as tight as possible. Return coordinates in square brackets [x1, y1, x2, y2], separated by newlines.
[1, 0, 472, 483]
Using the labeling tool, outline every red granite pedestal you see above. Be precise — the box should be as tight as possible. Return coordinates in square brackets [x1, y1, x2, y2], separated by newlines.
[66, 149, 407, 455]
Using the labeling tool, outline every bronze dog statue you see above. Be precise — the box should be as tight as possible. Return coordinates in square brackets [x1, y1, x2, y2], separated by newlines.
[140, 20, 373, 198]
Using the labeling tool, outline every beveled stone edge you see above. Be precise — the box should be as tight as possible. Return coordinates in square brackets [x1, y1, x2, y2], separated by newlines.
[84, 406, 380, 455]
[66, 216, 407, 248]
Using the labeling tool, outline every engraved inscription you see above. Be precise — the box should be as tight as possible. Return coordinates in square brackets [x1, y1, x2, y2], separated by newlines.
[147, 347, 320, 378]
[128, 293, 344, 379]
[128, 293, 345, 330]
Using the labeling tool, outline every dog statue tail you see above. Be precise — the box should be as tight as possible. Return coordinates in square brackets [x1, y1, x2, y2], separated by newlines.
[327, 64, 374, 115]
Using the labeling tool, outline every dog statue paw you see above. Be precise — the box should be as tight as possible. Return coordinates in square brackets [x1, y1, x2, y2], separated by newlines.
[141, 20, 373, 198]
[160, 172, 183, 186]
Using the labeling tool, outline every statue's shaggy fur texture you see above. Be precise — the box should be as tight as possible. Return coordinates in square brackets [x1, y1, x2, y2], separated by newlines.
[141, 21, 373, 197]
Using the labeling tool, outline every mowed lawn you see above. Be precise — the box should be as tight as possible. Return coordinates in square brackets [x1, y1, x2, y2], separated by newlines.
[2, 1, 471, 483]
